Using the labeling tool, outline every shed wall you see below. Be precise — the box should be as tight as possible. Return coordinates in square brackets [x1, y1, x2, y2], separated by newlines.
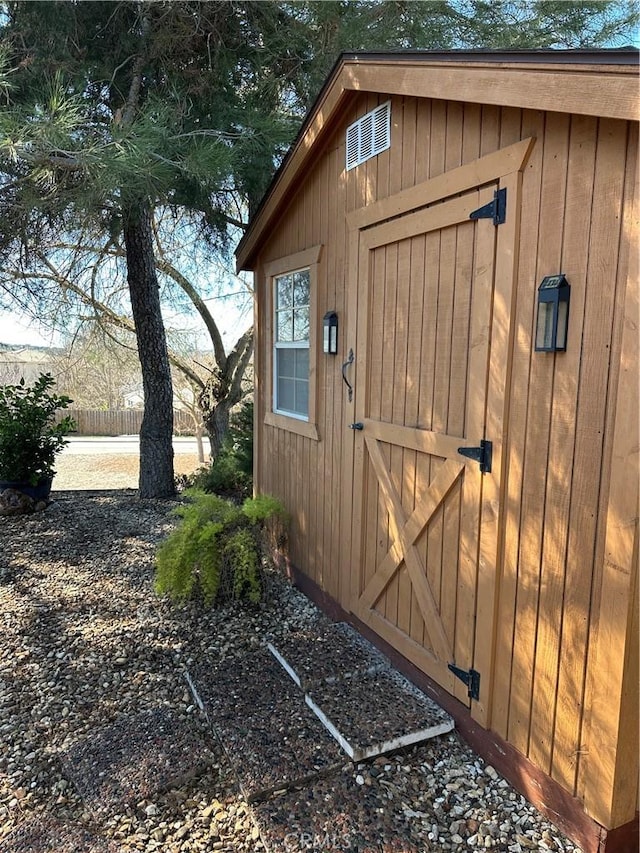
[253, 93, 638, 828]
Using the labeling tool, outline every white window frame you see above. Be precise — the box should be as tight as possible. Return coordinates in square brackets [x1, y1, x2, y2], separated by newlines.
[264, 245, 322, 441]
[272, 267, 311, 421]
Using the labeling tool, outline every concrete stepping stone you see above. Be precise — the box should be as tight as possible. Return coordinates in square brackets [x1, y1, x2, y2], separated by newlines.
[216, 700, 345, 802]
[0, 815, 120, 852]
[189, 649, 344, 802]
[269, 623, 454, 761]
[267, 622, 386, 689]
[305, 669, 454, 762]
[59, 707, 214, 815]
[187, 649, 301, 722]
[252, 768, 421, 852]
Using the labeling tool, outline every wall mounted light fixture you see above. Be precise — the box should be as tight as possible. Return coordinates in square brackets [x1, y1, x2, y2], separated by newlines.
[323, 311, 338, 354]
[535, 274, 570, 352]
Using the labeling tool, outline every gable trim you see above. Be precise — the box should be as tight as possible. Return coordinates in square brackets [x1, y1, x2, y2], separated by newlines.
[342, 61, 638, 123]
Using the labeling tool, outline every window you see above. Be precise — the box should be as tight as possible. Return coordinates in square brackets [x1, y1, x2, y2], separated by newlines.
[274, 269, 310, 419]
[264, 245, 322, 440]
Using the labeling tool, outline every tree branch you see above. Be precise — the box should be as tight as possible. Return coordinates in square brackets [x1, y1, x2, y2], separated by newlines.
[40, 237, 237, 371]
[219, 212, 247, 231]
[9, 146, 87, 171]
[226, 325, 254, 402]
[31, 253, 206, 389]
[229, 333, 253, 404]
[119, 12, 150, 128]
[154, 256, 227, 369]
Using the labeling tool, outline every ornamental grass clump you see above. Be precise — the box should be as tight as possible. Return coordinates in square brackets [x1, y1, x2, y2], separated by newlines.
[154, 489, 288, 606]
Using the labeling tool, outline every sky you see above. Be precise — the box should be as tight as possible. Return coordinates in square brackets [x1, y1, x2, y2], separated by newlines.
[0, 230, 254, 351]
[0, 292, 253, 352]
[0, 310, 58, 348]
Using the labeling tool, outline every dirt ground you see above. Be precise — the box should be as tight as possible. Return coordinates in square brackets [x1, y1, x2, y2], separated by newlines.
[52, 452, 204, 490]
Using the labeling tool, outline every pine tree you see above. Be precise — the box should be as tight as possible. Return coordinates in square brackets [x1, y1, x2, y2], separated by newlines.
[0, 0, 636, 496]
[0, 1, 297, 495]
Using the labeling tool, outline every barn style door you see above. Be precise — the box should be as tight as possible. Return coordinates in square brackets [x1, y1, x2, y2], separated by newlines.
[349, 181, 517, 714]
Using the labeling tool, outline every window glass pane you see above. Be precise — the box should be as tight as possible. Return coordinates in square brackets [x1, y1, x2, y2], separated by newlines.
[277, 376, 295, 412]
[276, 275, 293, 310]
[293, 307, 309, 342]
[277, 348, 295, 378]
[277, 310, 293, 342]
[275, 347, 309, 417]
[296, 378, 309, 414]
[293, 271, 310, 307]
[295, 347, 309, 379]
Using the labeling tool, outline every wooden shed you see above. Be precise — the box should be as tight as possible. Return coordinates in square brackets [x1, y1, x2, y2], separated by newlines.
[236, 50, 639, 852]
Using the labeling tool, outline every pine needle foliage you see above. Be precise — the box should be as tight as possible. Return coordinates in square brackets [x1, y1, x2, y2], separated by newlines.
[225, 527, 261, 605]
[154, 489, 287, 606]
[242, 493, 287, 526]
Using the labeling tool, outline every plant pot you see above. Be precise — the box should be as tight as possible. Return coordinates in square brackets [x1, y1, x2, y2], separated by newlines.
[0, 477, 53, 502]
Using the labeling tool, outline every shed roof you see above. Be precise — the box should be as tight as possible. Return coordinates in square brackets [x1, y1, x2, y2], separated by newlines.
[236, 48, 639, 271]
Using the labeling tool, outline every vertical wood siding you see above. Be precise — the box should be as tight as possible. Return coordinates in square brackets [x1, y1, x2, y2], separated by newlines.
[253, 94, 637, 827]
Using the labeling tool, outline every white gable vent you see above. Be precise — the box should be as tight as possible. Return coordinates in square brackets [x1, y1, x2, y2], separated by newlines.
[345, 101, 391, 171]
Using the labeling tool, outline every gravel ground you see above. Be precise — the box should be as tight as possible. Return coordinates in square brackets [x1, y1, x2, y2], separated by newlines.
[0, 492, 585, 852]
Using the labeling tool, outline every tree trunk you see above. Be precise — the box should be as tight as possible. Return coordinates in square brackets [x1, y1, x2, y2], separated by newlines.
[197, 328, 253, 460]
[204, 401, 232, 460]
[123, 201, 175, 498]
[195, 424, 206, 464]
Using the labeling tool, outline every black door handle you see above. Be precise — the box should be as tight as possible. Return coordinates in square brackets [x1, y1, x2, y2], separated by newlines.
[341, 348, 354, 402]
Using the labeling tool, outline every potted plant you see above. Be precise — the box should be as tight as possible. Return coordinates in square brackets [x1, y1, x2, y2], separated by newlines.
[0, 373, 76, 501]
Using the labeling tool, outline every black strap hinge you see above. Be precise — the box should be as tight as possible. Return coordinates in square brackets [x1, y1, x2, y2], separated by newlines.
[458, 439, 492, 474]
[470, 187, 506, 226]
[448, 663, 481, 701]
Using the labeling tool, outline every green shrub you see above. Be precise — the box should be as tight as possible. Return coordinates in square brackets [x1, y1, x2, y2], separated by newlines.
[179, 400, 254, 501]
[223, 527, 261, 604]
[0, 373, 76, 484]
[244, 493, 290, 557]
[154, 489, 287, 606]
[242, 492, 287, 525]
[189, 453, 251, 502]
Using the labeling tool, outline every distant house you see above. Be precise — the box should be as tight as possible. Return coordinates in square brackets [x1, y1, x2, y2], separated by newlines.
[123, 387, 195, 412]
[0, 344, 56, 385]
[123, 390, 145, 409]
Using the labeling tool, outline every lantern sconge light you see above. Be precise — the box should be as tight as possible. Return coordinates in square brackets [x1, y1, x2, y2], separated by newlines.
[535, 274, 570, 352]
[323, 310, 338, 355]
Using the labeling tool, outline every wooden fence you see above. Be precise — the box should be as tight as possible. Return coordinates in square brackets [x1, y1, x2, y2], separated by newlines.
[56, 409, 195, 436]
